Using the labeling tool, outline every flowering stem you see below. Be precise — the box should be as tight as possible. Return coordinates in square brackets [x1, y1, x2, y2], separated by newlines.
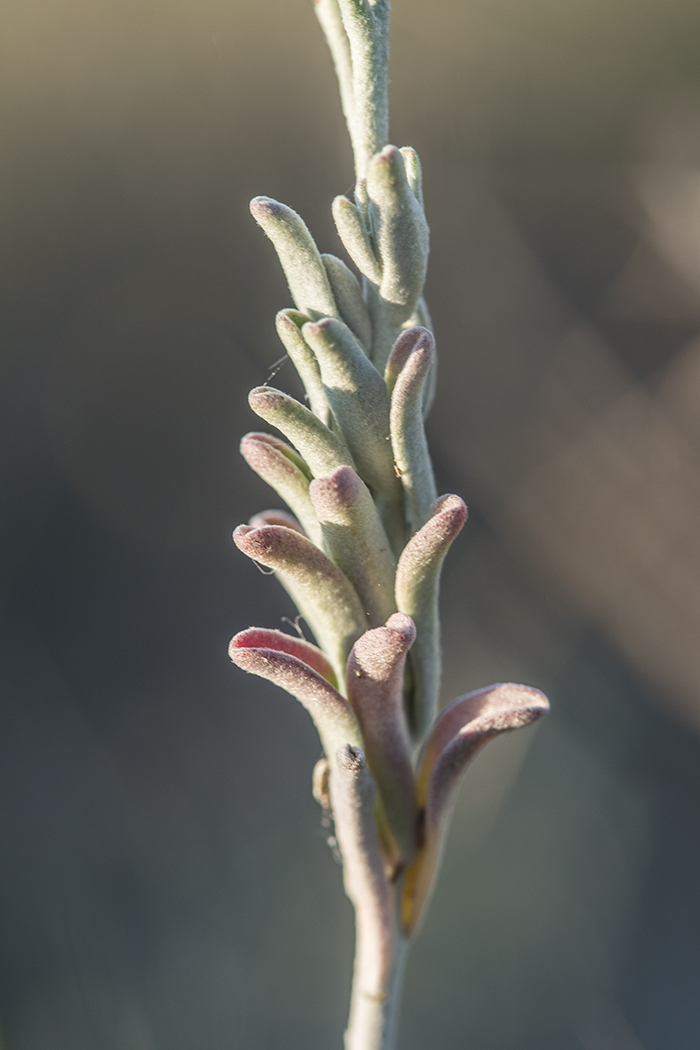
[230, 3, 551, 1045]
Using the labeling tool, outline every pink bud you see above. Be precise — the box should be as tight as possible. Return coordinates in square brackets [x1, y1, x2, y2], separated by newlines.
[229, 628, 361, 761]
[347, 613, 417, 861]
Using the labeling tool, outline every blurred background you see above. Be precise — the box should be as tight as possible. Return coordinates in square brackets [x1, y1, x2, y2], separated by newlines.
[2, 0, 700, 1047]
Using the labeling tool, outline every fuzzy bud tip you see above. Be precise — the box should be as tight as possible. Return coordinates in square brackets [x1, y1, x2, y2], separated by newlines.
[336, 744, 366, 773]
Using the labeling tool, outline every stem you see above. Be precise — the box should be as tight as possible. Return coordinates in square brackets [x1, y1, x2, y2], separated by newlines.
[331, 746, 408, 1050]
[317, 0, 391, 183]
[345, 929, 408, 1050]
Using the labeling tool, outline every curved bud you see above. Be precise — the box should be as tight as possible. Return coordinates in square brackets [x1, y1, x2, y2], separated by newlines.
[416, 685, 550, 808]
[384, 326, 426, 396]
[332, 195, 382, 285]
[230, 626, 338, 685]
[322, 254, 373, 350]
[309, 466, 396, 627]
[395, 494, 468, 738]
[248, 386, 354, 479]
[399, 146, 423, 208]
[301, 318, 405, 548]
[402, 683, 549, 936]
[275, 310, 331, 424]
[229, 629, 361, 762]
[240, 432, 322, 546]
[249, 509, 305, 535]
[366, 145, 429, 318]
[240, 429, 311, 477]
[233, 523, 367, 681]
[400, 298, 437, 416]
[387, 327, 437, 532]
[250, 196, 337, 318]
[346, 614, 417, 861]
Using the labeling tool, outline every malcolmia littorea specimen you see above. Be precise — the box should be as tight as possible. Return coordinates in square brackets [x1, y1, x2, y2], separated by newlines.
[229, 2, 549, 1048]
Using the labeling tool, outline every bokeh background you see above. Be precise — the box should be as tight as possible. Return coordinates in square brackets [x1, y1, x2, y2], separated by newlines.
[3, 0, 700, 1047]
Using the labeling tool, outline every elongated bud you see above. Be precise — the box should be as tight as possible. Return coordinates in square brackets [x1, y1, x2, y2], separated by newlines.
[332, 195, 382, 285]
[240, 432, 322, 547]
[275, 310, 331, 424]
[402, 683, 549, 935]
[395, 494, 468, 738]
[321, 254, 373, 350]
[309, 466, 396, 627]
[393, 298, 437, 416]
[384, 326, 425, 394]
[230, 626, 338, 684]
[248, 386, 354, 479]
[346, 614, 417, 862]
[387, 327, 437, 532]
[399, 146, 423, 208]
[240, 430, 310, 477]
[233, 523, 367, 681]
[229, 629, 361, 762]
[416, 685, 550, 807]
[366, 145, 429, 318]
[250, 197, 337, 318]
[301, 318, 405, 548]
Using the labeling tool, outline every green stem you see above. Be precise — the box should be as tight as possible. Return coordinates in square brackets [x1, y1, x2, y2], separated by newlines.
[345, 931, 408, 1050]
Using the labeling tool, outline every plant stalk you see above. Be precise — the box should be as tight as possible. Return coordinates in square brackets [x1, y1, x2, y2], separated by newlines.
[332, 746, 408, 1050]
[345, 927, 408, 1050]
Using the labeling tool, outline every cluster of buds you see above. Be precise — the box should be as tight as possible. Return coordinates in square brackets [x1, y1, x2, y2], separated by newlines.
[229, 3, 548, 1047]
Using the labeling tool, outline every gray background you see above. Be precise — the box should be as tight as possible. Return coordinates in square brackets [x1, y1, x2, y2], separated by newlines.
[3, 0, 700, 1047]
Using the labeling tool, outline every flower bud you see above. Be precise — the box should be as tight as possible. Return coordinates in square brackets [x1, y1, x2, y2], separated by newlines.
[234, 522, 367, 680]
[250, 196, 337, 318]
[387, 327, 437, 532]
[310, 466, 396, 627]
[229, 627, 361, 761]
[346, 614, 417, 861]
[248, 386, 353, 479]
[402, 683, 549, 935]
[395, 495, 468, 737]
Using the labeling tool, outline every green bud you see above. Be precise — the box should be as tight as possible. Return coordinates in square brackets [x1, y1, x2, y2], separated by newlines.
[234, 522, 368, 681]
[366, 145, 429, 319]
[399, 146, 423, 208]
[275, 309, 331, 424]
[321, 254, 373, 350]
[240, 432, 323, 546]
[250, 196, 337, 318]
[309, 466, 396, 627]
[387, 327, 438, 532]
[332, 194, 382, 286]
[395, 494, 467, 738]
[301, 318, 406, 548]
[248, 386, 354, 479]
